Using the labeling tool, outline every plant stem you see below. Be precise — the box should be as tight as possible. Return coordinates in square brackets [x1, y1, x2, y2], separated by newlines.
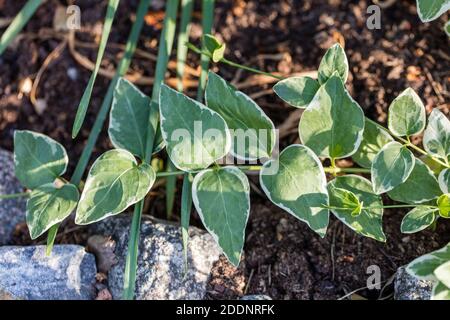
[0, 192, 29, 200]
[47, 0, 152, 255]
[122, 0, 180, 300]
[399, 136, 450, 169]
[186, 43, 283, 80]
[0, 0, 44, 55]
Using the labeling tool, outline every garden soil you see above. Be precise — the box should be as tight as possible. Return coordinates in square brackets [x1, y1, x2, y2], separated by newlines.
[0, 0, 449, 299]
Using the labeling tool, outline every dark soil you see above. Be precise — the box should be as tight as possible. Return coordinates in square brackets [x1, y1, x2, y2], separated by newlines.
[1, 0, 449, 300]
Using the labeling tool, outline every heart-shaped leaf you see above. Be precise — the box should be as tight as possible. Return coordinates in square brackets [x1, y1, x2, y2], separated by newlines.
[299, 75, 364, 159]
[317, 43, 349, 85]
[109, 78, 151, 159]
[328, 187, 362, 217]
[75, 149, 156, 225]
[438, 168, 450, 193]
[260, 144, 329, 237]
[14, 130, 68, 189]
[203, 34, 226, 63]
[407, 242, 450, 281]
[371, 141, 415, 194]
[437, 194, 450, 218]
[192, 166, 250, 266]
[205, 72, 275, 160]
[353, 118, 394, 169]
[26, 183, 79, 239]
[273, 76, 320, 108]
[416, 0, 450, 22]
[423, 108, 450, 162]
[328, 175, 386, 242]
[388, 158, 442, 204]
[388, 88, 426, 137]
[159, 84, 231, 171]
[400, 206, 437, 234]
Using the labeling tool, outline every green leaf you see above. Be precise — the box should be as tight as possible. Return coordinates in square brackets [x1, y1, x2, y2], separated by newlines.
[445, 20, 450, 36]
[371, 141, 415, 194]
[192, 166, 250, 266]
[432, 281, 450, 300]
[437, 194, 450, 218]
[400, 206, 437, 234]
[273, 76, 320, 108]
[299, 75, 365, 159]
[75, 149, 155, 225]
[159, 84, 231, 171]
[434, 261, 450, 288]
[387, 158, 442, 204]
[352, 118, 394, 169]
[202, 34, 225, 63]
[328, 175, 386, 242]
[423, 108, 450, 162]
[416, 0, 450, 22]
[407, 242, 450, 280]
[26, 183, 79, 239]
[328, 187, 362, 217]
[205, 72, 276, 160]
[438, 168, 450, 193]
[14, 130, 68, 189]
[260, 144, 329, 237]
[318, 43, 349, 85]
[108, 78, 151, 159]
[72, 0, 120, 138]
[388, 88, 426, 137]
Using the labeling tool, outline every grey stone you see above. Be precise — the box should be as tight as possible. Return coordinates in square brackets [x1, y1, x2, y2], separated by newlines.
[241, 294, 272, 300]
[0, 149, 26, 244]
[394, 265, 433, 300]
[0, 245, 96, 300]
[90, 215, 221, 300]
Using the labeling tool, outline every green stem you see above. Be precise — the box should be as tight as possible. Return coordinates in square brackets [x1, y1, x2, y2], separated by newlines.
[196, 0, 215, 101]
[0, 0, 44, 55]
[47, 0, 152, 256]
[123, 0, 180, 301]
[0, 192, 29, 200]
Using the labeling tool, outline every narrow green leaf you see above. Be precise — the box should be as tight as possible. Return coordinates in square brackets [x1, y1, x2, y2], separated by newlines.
[352, 118, 394, 169]
[437, 194, 450, 218]
[273, 76, 320, 109]
[159, 84, 231, 171]
[72, 0, 120, 138]
[407, 242, 450, 280]
[388, 158, 442, 204]
[181, 173, 193, 272]
[401, 206, 437, 234]
[317, 43, 349, 85]
[423, 108, 450, 162]
[434, 261, 450, 288]
[328, 175, 386, 242]
[445, 20, 450, 36]
[299, 75, 365, 159]
[205, 71, 276, 160]
[108, 78, 150, 159]
[26, 183, 79, 239]
[14, 130, 68, 189]
[260, 144, 329, 237]
[388, 88, 426, 137]
[46, 224, 58, 256]
[371, 141, 415, 194]
[0, 0, 44, 55]
[176, 0, 194, 91]
[75, 149, 155, 225]
[416, 0, 450, 22]
[438, 168, 450, 193]
[192, 166, 250, 266]
[432, 281, 450, 300]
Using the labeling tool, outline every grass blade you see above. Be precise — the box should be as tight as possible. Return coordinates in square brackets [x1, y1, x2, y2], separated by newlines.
[123, 0, 180, 300]
[165, 0, 194, 220]
[196, 0, 215, 101]
[46, 0, 152, 255]
[71, 0, 120, 138]
[0, 0, 44, 56]
[181, 173, 193, 273]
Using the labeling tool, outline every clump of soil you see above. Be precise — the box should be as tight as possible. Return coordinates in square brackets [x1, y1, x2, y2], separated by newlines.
[1, 0, 449, 299]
